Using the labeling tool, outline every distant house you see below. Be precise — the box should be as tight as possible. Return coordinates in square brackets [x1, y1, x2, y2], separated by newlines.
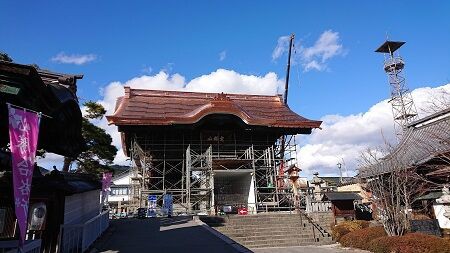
[309, 172, 353, 200]
[108, 170, 132, 215]
[322, 192, 362, 224]
[337, 181, 371, 204]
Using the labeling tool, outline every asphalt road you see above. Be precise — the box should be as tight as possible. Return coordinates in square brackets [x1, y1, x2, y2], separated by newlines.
[94, 217, 247, 253]
[93, 217, 367, 253]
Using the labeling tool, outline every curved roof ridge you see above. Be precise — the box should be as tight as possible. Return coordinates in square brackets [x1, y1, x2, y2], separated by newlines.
[107, 87, 322, 130]
[126, 86, 283, 100]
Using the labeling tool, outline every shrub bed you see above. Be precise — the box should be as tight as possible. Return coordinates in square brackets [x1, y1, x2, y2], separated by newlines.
[331, 220, 371, 241]
[339, 226, 386, 250]
[368, 233, 450, 253]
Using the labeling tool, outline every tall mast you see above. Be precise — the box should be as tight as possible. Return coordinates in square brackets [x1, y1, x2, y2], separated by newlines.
[284, 34, 295, 105]
[278, 34, 295, 191]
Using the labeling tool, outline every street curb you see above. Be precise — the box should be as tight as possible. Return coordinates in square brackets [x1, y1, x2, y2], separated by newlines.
[194, 217, 253, 253]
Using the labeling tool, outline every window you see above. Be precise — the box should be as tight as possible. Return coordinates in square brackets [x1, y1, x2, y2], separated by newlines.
[110, 187, 129, 196]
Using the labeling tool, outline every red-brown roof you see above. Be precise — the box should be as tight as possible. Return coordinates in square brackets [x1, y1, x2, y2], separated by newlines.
[106, 87, 322, 129]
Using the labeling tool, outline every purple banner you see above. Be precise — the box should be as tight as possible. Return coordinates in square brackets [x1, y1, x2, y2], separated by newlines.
[101, 172, 112, 204]
[102, 172, 112, 192]
[8, 106, 40, 244]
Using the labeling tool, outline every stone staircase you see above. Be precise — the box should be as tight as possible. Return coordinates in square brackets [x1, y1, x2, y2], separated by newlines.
[200, 213, 333, 249]
[308, 211, 335, 231]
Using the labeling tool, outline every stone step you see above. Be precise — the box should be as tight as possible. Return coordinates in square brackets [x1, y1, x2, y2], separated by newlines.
[224, 223, 307, 228]
[232, 234, 316, 241]
[241, 238, 319, 248]
[203, 213, 334, 249]
[243, 237, 333, 248]
[227, 216, 303, 221]
[214, 227, 316, 235]
[215, 228, 311, 234]
[215, 226, 314, 231]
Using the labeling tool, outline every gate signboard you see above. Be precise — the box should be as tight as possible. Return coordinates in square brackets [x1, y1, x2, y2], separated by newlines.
[147, 195, 157, 217]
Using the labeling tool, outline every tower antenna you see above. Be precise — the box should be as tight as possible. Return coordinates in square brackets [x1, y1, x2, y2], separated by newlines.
[375, 40, 418, 140]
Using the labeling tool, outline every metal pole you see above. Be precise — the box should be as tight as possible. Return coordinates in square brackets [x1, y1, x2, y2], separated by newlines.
[279, 34, 295, 191]
[283, 34, 295, 105]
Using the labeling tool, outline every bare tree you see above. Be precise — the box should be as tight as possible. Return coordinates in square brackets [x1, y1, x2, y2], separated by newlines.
[359, 146, 428, 236]
[359, 90, 450, 236]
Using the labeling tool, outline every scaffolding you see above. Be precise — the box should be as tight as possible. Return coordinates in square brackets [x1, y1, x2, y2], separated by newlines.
[128, 131, 300, 214]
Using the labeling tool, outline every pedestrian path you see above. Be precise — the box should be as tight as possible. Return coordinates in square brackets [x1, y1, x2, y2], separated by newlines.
[95, 217, 247, 253]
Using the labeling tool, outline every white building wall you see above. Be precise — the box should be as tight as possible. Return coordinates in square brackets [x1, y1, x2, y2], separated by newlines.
[247, 175, 256, 214]
[64, 190, 100, 225]
[108, 172, 131, 204]
[433, 204, 450, 229]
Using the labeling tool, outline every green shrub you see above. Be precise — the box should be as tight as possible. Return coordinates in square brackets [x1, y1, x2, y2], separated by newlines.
[340, 226, 386, 250]
[331, 220, 371, 242]
[369, 233, 450, 253]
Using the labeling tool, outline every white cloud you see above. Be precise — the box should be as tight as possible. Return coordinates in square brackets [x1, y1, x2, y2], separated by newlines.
[298, 83, 450, 178]
[141, 65, 153, 74]
[37, 153, 65, 170]
[96, 69, 283, 165]
[299, 30, 344, 72]
[272, 35, 291, 61]
[219, 51, 227, 61]
[303, 60, 325, 72]
[51, 52, 97, 65]
[272, 30, 345, 72]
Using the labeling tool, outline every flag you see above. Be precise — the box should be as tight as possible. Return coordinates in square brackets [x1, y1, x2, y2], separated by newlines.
[101, 172, 112, 204]
[102, 172, 112, 192]
[8, 105, 40, 244]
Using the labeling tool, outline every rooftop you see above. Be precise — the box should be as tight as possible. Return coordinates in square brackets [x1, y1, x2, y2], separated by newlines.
[375, 41, 405, 54]
[322, 192, 362, 201]
[359, 109, 450, 178]
[107, 87, 322, 130]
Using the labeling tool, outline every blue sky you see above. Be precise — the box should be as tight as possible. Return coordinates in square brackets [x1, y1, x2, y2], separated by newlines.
[2, 1, 450, 176]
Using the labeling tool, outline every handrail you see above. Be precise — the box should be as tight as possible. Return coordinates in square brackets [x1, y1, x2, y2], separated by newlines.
[0, 239, 41, 253]
[58, 211, 109, 253]
[300, 211, 326, 238]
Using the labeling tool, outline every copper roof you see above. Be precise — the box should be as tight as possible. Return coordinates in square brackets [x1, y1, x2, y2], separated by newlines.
[107, 87, 322, 129]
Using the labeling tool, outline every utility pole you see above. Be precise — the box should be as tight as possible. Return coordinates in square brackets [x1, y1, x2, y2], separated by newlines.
[337, 162, 343, 184]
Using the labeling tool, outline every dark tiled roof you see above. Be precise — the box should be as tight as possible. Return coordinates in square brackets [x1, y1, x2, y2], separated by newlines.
[0, 61, 85, 157]
[359, 109, 450, 178]
[323, 192, 362, 201]
[107, 87, 322, 130]
[321, 177, 354, 187]
[416, 191, 443, 201]
[0, 169, 101, 195]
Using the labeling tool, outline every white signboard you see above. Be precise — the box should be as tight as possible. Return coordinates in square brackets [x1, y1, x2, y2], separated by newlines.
[147, 195, 157, 217]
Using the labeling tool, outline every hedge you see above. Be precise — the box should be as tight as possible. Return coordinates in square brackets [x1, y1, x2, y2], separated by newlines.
[331, 220, 371, 241]
[339, 226, 387, 250]
[368, 233, 450, 253]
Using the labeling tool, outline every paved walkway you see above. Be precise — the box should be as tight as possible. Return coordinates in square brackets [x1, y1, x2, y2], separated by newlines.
[94, 217, 247, 253]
